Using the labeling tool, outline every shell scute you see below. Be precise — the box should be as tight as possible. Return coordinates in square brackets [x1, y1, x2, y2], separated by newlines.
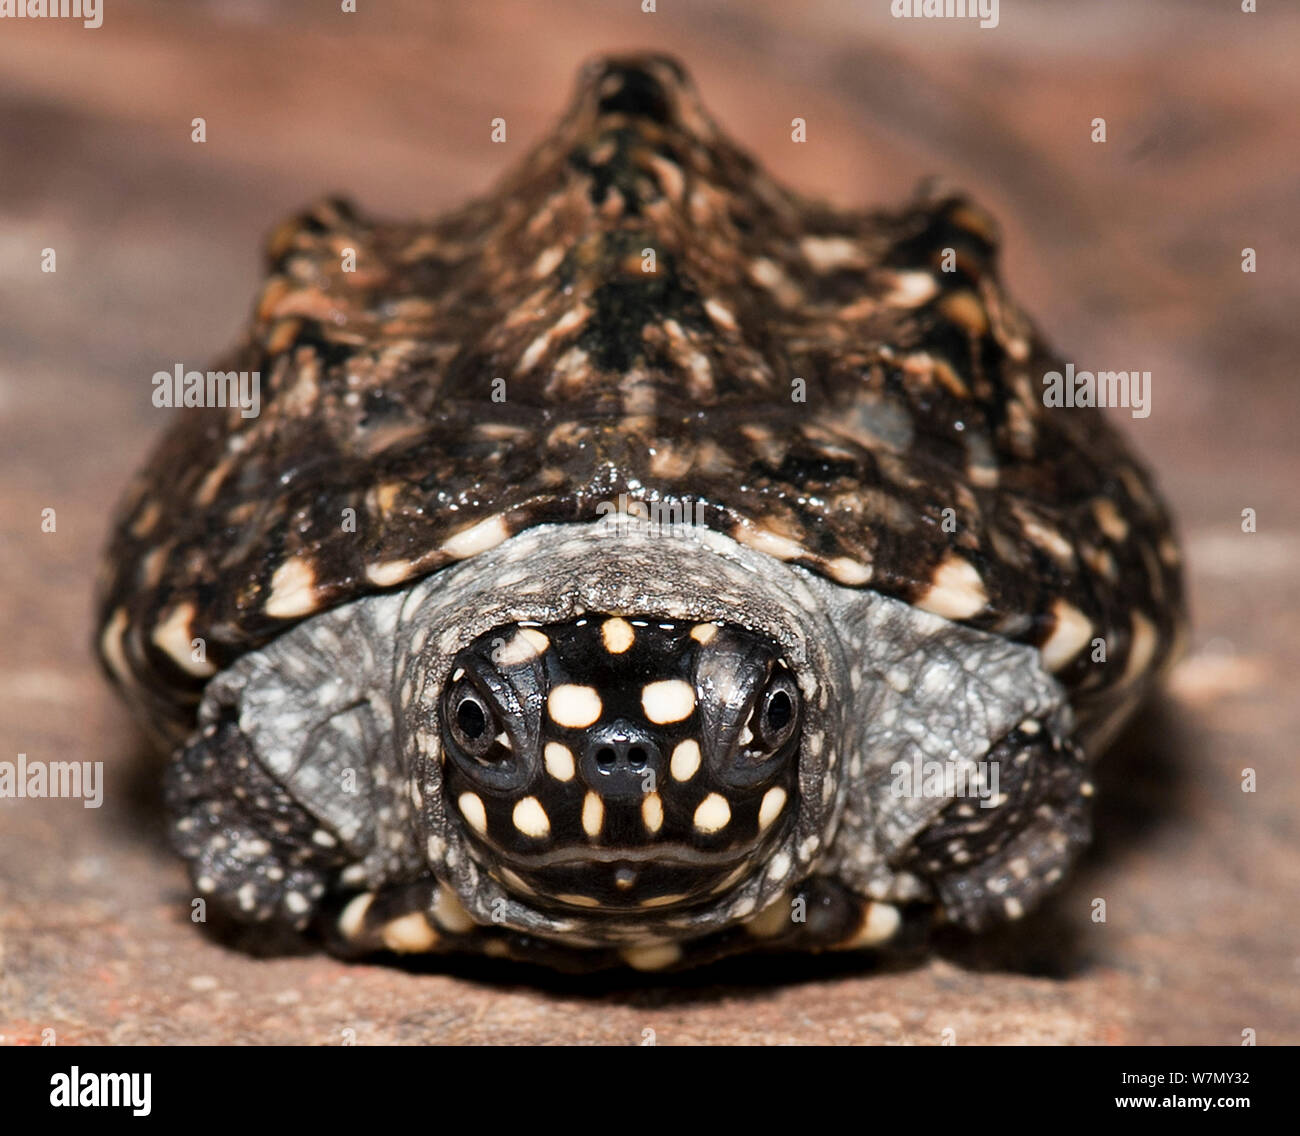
[97, 56, 1183, 743]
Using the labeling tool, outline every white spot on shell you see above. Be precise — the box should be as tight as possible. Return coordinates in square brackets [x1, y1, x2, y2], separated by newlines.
[1040, 598, 1093, 671]
[151, 601, 216, 677]
[365, 558, 415, 588]
[704, 298, 738, 332]
[1092, 497, 1130, 542]
[441, 513, 510, 559]
[799, 235, 863, 272]
[882, 270, 939, 307]
[265, 556, 319, 618]
[1021, 514, 1075, 564]
[100, 607, 132, 684]
[531, 246, 564, 277]
[732, 524, 806, 562]
[826, 556, 872, 585]
[915, 553, 988, 620]
[1123, 610, 1158, 683]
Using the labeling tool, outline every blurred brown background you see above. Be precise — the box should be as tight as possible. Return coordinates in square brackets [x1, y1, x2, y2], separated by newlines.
[1, 0, 1297, 1044]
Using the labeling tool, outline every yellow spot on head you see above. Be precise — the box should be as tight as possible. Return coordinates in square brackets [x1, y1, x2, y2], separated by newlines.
[544, 742, 575, 781]
[601, 617, 635, 654]
[693, 792, 731, 834]
[641, 792, 664, 834]
[670, 739, 701, 781]
[557, 893, 602, 908]
[641, 679, 696, 724]
[548, 684, 603, 728]
[457, 792, 487, 834]
[638, 893, 688, 908]
[512, 796, 550, 839]
[758, 786, 787, 830]
[582, 791, 604, 838]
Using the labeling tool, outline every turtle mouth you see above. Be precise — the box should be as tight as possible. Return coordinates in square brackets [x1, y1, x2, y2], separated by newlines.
[504, 842, 749, 870]
[492, 852, 759, 914]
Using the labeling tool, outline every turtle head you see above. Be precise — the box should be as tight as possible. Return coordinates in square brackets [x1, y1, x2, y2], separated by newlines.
[436, 614, 801, 914]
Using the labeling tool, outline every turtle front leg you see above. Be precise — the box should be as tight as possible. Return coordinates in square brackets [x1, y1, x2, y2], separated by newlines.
[896, 719, 1094, 932]
[165, 708, 351, 934]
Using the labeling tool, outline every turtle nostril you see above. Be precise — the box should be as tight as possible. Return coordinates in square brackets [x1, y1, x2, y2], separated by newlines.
[582, 724, 664, 791]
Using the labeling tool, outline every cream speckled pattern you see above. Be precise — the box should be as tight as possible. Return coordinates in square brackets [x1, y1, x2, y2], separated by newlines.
[103, 55, 1182, 970]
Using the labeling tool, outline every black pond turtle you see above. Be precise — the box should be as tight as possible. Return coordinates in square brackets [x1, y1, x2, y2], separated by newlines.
[97, 55, 1185, 972]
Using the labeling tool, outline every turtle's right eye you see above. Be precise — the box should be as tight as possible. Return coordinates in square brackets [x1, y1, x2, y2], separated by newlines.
[446, 684, 498, 759]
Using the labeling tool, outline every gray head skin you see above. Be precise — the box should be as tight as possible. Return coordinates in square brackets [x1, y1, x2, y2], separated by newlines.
[171, 518, 1084, 968]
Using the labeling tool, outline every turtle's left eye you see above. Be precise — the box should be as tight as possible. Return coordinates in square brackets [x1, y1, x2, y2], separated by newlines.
[755, 671, 800, 753]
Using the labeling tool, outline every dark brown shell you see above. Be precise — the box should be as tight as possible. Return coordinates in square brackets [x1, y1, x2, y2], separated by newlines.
[96, 55, 1185, 745]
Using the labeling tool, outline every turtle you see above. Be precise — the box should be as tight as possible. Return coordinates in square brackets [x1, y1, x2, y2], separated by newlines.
[96, 54, 1185, 973]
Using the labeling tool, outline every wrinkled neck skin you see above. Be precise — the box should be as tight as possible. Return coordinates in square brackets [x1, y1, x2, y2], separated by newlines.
[204, 518, 1070, 949]
[396, 521, 851, 947]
